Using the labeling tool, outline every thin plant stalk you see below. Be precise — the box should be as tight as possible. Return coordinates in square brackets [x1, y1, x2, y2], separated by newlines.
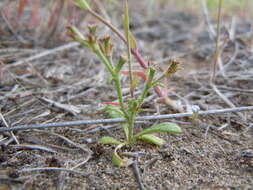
[79, 3, 164, 98]
[91, 43, 129, 120]
[138, 68, 155, 108]
[127, 112, 135, 142]
[114, 76, 130, 121]
[211, 0, 223, 82]
[88, 9, 148, 68]
[71, 0, 183, 167]
[124, 0, 134, 98]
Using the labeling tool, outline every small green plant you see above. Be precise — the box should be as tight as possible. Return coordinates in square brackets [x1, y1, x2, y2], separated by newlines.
[67, 0, 182, 167]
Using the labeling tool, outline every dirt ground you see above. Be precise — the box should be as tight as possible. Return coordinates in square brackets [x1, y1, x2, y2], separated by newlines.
[0, 1, 252, 190]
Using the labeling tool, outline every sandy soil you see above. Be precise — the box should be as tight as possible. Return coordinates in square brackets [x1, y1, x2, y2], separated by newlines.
[0, 1, 252, 190]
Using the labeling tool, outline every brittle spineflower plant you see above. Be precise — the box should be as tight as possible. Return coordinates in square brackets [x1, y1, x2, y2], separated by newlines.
[68, 0, 182, 167]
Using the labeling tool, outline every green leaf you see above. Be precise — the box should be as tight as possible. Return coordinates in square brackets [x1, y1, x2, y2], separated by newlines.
[74, 0, 91, 10]
[137, 134, 165, 146]
[104, 105, 124, 118]
[152, 81, 165, 88]
[123, 124, 129, 141]
[129, 31, 137, 49]
[67, 26, 89, 47]
[136, 122, 182, 137]
[112, 152, 125, 167]
[123, 0, 130, 41]
[112, 144, 126, 167]
[114, 56, 126, 73]
[137, 67, 156, 107]
[123, 1, 137, 50]
[127, 99, 138, 111]
[130, 75, 138, 93]
[100, 136, 121, 145]
[147, 67, 156, 85]
[67, 26, 85, 40]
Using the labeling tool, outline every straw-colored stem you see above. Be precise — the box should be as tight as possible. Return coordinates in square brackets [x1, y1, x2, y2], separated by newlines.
[211, 0, 223, 82]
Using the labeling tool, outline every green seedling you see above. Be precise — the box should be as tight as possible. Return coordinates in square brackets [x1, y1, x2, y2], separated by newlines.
[68, 0, 182, 167]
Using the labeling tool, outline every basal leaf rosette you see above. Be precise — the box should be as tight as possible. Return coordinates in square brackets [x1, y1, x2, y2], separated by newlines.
[135, 122, 182, 146]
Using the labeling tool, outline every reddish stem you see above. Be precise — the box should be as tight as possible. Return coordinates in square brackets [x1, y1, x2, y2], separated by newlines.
[105, 102, 128, 108]
[88, 9, 163, 97]
[131, 49, 148, 69]
[154, 86, 164, 97]
[121, 71, 147, 81]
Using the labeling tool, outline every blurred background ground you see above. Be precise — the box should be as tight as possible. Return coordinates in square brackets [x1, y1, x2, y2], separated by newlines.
[0, 0, 252, 189]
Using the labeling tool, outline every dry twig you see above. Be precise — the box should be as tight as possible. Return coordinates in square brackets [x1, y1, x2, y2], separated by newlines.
[0, 9, 28, 44]
[4, 42, 79, 69]
[0, 112, 19, 144]
[38, 97, 81, 116]
[0, 106, 252, 133]
[201, 0, 216, 40]
[18, 167, 89, 177]
[34, 130, 92, 169]
[130, 161, 146, 190]
[210, 83, 246, 120]
[211, 0, 223, 82]
[10, 144, 57, 154]
[217, 85, 253, 93]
